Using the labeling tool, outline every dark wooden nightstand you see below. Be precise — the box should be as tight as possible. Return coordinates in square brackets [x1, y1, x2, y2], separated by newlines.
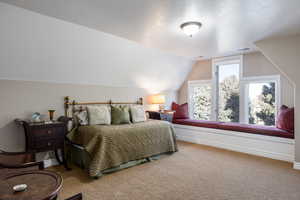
[18, 120, 70, 170]
[147, 111, 174, 122]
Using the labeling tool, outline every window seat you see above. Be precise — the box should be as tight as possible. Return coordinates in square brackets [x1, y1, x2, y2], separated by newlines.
[173, 119, 294, 162]
[173, 119, 294, 139]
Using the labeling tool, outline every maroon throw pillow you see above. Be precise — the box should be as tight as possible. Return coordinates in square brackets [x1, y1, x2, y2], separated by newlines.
[171, 102, 179, 111]
[276, 105, 294, 133]
[173, 103, 189, 119]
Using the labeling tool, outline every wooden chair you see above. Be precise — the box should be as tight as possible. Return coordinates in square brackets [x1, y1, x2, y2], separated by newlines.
[65, 193, 83, 200]
[0, 149, 44, 178]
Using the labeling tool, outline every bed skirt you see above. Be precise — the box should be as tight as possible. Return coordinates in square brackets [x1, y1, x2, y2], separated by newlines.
[66, 143, 175, 178]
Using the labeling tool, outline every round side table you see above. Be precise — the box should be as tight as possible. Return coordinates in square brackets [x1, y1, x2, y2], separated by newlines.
[0, 170, 62, 200]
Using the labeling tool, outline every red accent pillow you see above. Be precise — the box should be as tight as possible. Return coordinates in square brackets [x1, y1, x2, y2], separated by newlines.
[276, 105, 294, 133]
[173, 103, 189, 119]
[171, 102, 179, 111]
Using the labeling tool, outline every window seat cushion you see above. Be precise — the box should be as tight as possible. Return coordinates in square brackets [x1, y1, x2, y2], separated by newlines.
[173, 119, 294, 139]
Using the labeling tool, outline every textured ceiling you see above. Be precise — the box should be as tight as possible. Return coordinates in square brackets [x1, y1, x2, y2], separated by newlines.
[1, 0, 300, 59]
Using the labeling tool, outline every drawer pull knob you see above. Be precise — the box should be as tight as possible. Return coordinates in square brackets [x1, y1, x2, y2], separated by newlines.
[47, 142, 52, 146]
[47, 130, 52, 134]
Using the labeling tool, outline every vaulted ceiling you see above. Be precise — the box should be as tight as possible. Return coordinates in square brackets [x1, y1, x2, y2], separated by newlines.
[1, 0, 300, 59]
[0, 2, 194, 92]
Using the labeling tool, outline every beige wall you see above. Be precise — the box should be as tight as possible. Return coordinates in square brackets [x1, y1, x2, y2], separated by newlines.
[243, 52, 295, 107]
[0, 79, 177, 151]
[0, 2, 184, 153]
[255, 34, 300, 162]
[178, 60, 212, 104]
[178, 52, 295, 107]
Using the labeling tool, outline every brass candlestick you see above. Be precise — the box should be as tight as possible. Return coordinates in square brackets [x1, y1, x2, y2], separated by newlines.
[48, 110, 55, 121]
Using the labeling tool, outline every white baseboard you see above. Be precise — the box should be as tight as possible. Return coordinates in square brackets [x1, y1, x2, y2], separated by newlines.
[294, 162, 300, 170]
[174, 124, 294, 163]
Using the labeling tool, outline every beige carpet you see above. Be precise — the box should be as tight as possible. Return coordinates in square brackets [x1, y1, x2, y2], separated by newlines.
[53, 141, 300, 200]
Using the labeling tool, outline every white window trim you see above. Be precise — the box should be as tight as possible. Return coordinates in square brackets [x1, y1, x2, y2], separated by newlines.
[188, 55, 281, 127]
[212, 55, 243, 121]
[188, 80, 212, 120]
[240, 75, 281, 125]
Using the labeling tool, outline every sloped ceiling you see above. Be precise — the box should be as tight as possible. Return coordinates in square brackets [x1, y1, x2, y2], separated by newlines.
[255, 35, 300, 86]
[0, 2, 194, 92]
[1, 0, 300, 59]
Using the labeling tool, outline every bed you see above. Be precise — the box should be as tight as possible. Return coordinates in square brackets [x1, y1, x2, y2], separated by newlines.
[63, 97, 177, 177]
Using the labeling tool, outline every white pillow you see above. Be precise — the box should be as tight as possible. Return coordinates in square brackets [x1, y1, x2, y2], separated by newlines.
[87, 105, 111, 125]
[130, 105, 147, 123]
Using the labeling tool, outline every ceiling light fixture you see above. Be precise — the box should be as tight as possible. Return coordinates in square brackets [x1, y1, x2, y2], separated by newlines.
[238, 48, 250, 51]
[180, 21, 202, 37]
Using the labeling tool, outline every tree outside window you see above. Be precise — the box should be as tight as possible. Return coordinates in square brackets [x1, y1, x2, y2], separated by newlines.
[192, 84, 212, 120]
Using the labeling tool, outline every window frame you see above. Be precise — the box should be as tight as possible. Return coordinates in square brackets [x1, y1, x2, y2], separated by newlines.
[240, 75, 281, 126]
[188, 55, 281, 127]
[212, 55, 243, 121]
[188, 80, 213, 120]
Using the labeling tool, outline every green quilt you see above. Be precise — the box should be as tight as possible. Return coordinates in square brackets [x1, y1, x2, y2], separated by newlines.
[67, 120, 177, 177]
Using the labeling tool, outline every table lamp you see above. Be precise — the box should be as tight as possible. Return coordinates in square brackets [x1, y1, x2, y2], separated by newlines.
[149, 94, 165, 112]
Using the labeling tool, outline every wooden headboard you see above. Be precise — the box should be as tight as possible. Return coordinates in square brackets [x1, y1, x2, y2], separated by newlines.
[64, 96, 143, 117]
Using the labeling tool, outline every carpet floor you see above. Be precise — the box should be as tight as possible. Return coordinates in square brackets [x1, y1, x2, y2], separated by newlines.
[53, 141, 300, 200]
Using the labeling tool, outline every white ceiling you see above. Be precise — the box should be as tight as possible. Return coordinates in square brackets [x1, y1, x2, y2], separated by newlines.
[1, 0, 300, 59]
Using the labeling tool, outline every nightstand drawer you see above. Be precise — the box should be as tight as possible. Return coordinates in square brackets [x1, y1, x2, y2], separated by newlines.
[33, 139, 63, 151]
[32, 127, 64, 140]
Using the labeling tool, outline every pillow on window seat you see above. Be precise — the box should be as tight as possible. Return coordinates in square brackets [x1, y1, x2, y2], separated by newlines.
[171, 102, 179, 111]
[172, 102, 189, 119]
[276, 105, 294, 133]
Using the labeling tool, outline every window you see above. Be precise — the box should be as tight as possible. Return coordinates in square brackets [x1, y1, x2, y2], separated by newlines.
[213, 56, 242, 122]
[188, 56, 281, 127]
[188, 80, 212, 120]
[242, 76, 280, 126]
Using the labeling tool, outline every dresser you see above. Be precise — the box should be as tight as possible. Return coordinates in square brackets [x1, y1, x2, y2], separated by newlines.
[21, 121, 70, 170]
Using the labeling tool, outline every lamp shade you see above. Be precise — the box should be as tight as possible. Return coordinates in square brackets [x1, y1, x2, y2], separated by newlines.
[149, 94, 165, 104]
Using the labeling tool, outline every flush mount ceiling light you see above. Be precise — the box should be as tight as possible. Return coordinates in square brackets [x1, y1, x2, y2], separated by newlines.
[180, 21, 202, 37]
[238, 47, 250, 51]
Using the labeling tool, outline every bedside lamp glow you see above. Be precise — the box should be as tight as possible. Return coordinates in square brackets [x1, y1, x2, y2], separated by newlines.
[149, 94, 165, 111]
